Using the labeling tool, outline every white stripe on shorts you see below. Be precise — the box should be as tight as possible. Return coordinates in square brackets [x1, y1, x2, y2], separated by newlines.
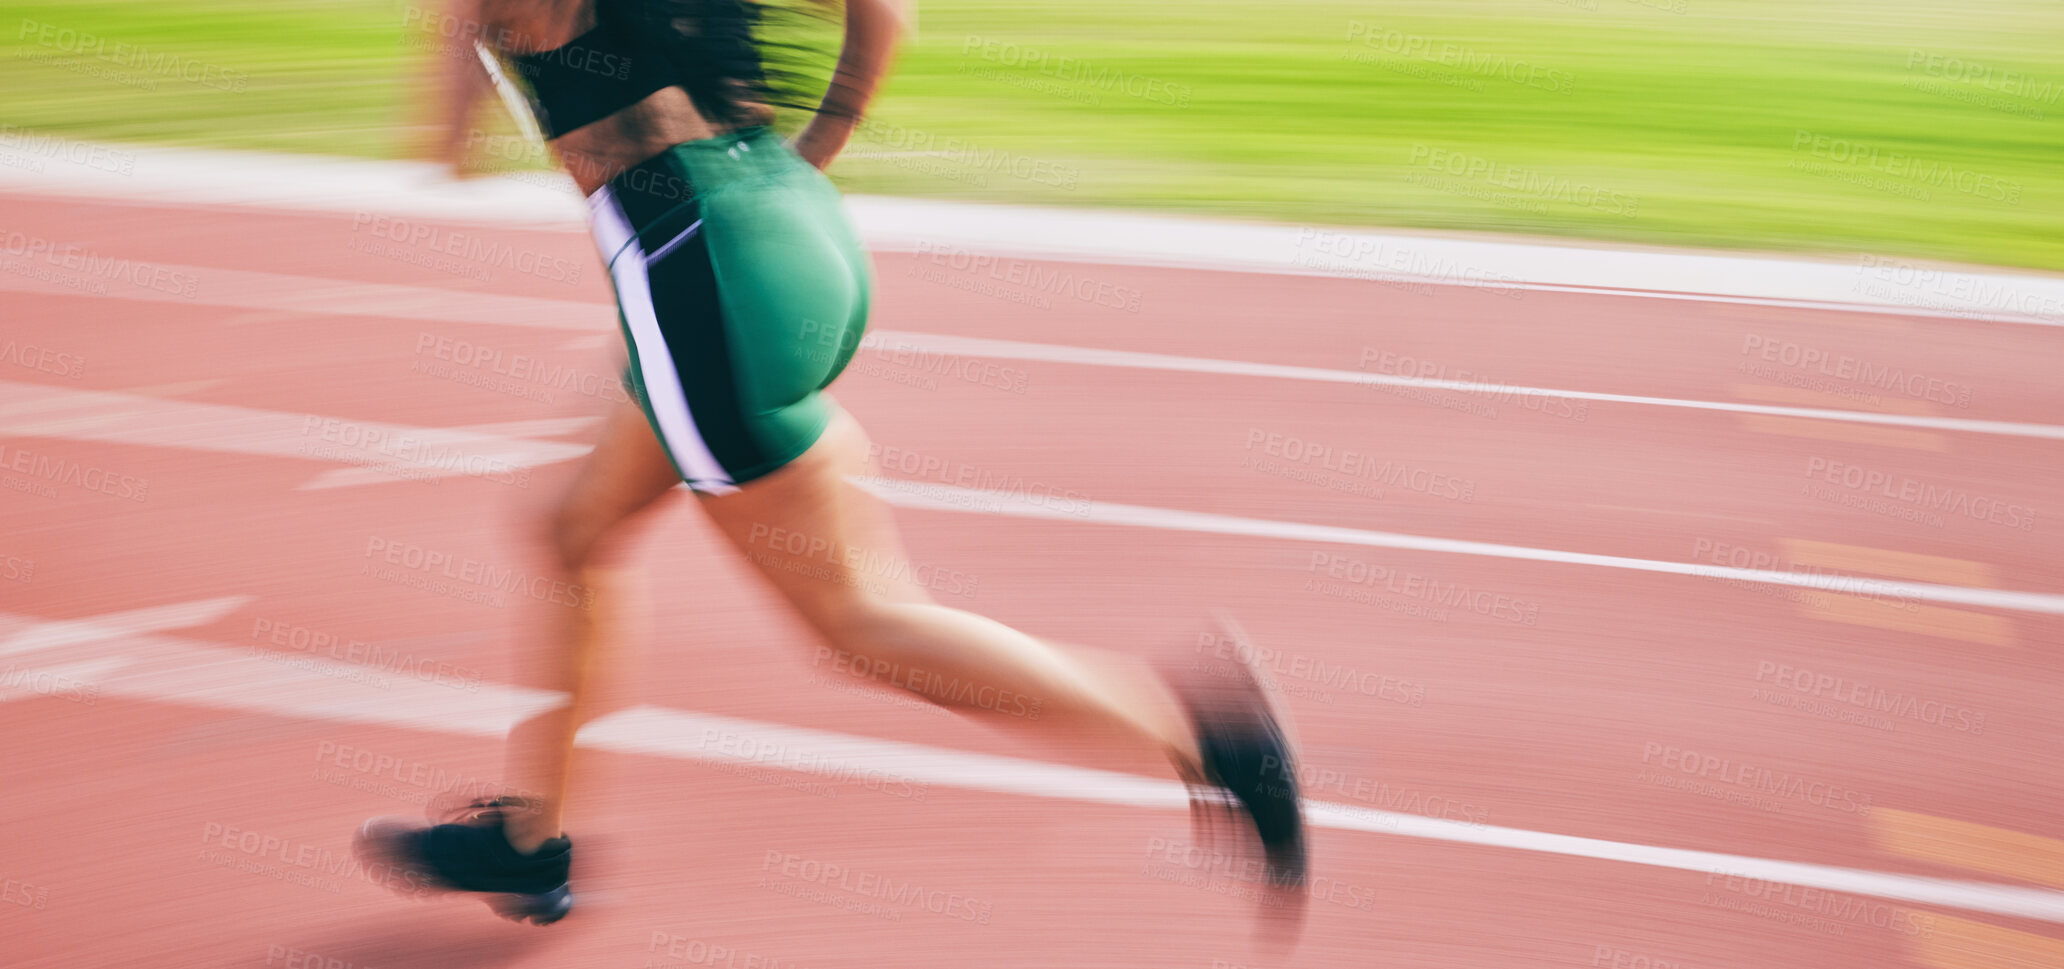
[590, 186, 738, 494]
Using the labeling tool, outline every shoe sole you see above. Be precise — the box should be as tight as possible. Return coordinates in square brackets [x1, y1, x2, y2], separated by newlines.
[353, 817, 575, 925]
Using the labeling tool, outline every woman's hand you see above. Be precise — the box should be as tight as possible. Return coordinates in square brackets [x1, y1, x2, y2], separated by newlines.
[791, 116, 855, 171]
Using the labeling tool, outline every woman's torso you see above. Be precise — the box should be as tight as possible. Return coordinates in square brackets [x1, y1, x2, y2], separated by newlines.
[486, 0, 769, 195]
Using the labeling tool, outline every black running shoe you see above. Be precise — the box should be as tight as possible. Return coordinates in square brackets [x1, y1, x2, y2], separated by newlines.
[354, 797, 574, 925]
[1171, 616, 1308, 899]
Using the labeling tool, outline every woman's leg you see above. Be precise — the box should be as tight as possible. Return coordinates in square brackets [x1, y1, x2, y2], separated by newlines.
[501, 398, 687, 852]
[695, 404, 1203, 771]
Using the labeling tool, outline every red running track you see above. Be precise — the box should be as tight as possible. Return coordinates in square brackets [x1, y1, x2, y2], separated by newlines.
[3, 192, 2062, 969]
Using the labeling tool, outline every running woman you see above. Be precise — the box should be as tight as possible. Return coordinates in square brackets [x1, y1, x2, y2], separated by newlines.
[356, 0, 1306, 927]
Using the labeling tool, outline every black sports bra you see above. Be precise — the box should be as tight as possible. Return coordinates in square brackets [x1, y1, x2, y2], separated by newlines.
[508, 8, 678, 140]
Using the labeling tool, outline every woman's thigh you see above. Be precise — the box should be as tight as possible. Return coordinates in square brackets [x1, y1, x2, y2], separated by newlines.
[694, 405, 930, 629]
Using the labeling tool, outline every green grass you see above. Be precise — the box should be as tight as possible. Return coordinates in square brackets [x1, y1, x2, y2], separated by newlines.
[3, 0, 2061, 269]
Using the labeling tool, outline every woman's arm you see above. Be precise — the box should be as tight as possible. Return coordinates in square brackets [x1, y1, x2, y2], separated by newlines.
[791, 0, 908, 170]
[408, 0, 586, 172]
[407, 0, 494, 172]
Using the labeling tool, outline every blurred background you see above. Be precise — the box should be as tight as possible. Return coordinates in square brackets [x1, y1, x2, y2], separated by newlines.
[2, 0, 2059, 266]
[3, 2, 2061, 968]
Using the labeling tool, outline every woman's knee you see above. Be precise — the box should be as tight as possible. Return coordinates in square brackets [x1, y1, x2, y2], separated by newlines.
[539, 500, 608, 572]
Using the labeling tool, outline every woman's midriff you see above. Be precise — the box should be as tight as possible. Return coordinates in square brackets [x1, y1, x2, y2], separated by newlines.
[550, 87, 765, 196]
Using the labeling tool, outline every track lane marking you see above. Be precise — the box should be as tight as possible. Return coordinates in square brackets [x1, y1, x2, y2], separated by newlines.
[0, 375, 2046, 613]
[9, 145, 2064, 326]
[1875, 810, 2064, 891]
[7, 604, 2064, 924]
[1779, 540, 1997, 587]
[1797, 596, 2017, 647]
[0, 597, 252, 658]
[853, 477, 2064, 617]
[860, 331, 2064, 443]
[1736, 414, 1949, 450]
[1728, 383, 1942, 416]
[1, 372, 2049, 615]
[1902, 910, 2064, 969]
[0, 379, 588, 487]
[4, 249, 2061, 440]
[5, 246, 2064, 442]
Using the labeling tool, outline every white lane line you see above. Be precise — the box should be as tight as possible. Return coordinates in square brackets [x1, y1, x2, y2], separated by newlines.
[6, 141, 2064, 326]
[584, 704, 2064, 924]
[11, 604, 2064, 925]
[854, 477, 2064, 617]
[0, 596, 253, 658]
[863, 330, 2064, 442]
[0, 379, 589, 486]
[3, 240, 2054, 440]
[0, 376, 2039, 612]
[0, 256, 609, 329]
[0, 374, 2042, 611]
